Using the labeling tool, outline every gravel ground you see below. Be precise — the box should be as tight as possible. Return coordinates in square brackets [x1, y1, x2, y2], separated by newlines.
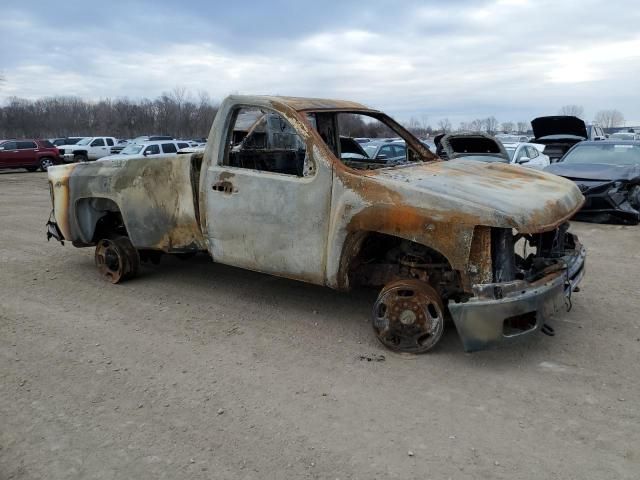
[1, 170, 639, 479]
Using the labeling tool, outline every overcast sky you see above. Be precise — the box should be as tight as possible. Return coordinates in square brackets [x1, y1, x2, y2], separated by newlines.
[1, 0, 639, 126]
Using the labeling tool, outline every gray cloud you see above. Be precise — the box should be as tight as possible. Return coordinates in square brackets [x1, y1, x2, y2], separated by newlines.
[2, 0, 640, 125]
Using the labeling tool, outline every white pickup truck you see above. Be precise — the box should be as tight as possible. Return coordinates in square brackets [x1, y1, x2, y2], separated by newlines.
[57, 136, 118, 162]
[46, 95, 586, 353]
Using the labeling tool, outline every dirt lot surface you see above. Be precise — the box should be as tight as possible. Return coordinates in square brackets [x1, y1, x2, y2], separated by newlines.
[1, 170, 639, 479]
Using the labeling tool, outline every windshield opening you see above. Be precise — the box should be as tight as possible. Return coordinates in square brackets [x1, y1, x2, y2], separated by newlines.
[120, 144, 144, 155]
[307, 111, 436, 171]
[76, 138, 92, 145]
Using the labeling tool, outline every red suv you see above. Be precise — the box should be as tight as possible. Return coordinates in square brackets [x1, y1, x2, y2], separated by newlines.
[0, 139, 62, 172]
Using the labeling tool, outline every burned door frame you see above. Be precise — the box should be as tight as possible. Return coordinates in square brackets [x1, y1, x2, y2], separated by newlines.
[202, 101, 333, 284]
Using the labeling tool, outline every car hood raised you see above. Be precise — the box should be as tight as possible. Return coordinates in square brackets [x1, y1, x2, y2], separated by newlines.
[370, 160, 584, 233]
[532, 116, 588, 139]
[545, 162, 640, 182]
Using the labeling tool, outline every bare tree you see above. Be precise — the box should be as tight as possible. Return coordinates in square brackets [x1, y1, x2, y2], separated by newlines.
[594, 109, 625, 128]
[516, 121, 530, 134]
[437, 118, 451, 133]
[458, 121, 470, 132]
[469, 119, 483, 132]
[559, 104, 584, 118]
[483, 116, 498, 134]
[500, 121, 514, 133]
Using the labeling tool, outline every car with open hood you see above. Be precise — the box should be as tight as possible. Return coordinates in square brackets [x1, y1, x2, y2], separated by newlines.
[545, 140, 640, 224]
[531, 116, 606, 162]
[46, 95, 586, 354]
[434, 132, 510, 162]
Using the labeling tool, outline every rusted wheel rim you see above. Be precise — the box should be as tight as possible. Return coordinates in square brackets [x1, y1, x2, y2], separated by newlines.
[114, 236, 139, 279]
[372, 280, 445, 353]
[95, 239, 126, 284]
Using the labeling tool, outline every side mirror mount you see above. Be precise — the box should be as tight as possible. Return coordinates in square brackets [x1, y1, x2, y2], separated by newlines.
[517, 156, 531, 164]
[376, 154, 388, 160]
[143, 150, 150, 156]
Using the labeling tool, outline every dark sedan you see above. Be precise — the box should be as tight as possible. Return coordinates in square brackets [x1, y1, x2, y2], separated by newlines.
[545, 141, 640, 225]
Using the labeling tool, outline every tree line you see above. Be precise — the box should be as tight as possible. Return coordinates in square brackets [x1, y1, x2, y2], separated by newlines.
[0, 91, 628, 140]
[0, 88, 219, 139]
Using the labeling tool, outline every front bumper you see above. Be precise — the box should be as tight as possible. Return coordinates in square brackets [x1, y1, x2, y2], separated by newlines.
[62, 153, 76, 163]
[448, 243, 586, 352]
[575, 181, 640, 225]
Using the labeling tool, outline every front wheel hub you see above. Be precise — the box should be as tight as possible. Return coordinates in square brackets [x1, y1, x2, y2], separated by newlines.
[372, 280, 445, 353]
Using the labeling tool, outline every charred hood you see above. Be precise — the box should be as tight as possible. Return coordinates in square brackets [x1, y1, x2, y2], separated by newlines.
[371, 160, 584, 233]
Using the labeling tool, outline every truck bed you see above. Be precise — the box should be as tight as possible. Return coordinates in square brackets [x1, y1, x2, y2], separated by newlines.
[48, 154, 206, 252]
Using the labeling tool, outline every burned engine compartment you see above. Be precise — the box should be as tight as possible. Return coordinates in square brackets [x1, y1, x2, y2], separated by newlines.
[348, 224, 579, 305]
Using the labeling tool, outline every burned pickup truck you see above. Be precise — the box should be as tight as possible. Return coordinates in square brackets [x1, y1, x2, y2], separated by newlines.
[47, 95, 586, 353]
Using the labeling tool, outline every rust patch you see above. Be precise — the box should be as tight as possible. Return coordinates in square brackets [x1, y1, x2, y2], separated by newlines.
[468, 226, 492, 285]
[153, 223, 206, 252]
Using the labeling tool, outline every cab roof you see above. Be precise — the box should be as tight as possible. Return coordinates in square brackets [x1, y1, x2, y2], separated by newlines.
[227, 95, 373, 112]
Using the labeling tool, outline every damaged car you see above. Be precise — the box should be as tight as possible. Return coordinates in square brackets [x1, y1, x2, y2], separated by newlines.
[47, 95, 586, 353]
[545, 140, 640, 225]
[531, 116, 605, 162]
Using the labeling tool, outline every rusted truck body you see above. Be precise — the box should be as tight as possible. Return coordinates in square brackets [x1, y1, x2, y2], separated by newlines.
[47, 95, 586, 353]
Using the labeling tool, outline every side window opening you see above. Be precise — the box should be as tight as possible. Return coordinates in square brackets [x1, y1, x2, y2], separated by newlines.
[106, 138, 114, 146]
[161, 143, 177, 154]
[225, 107, 307, 177]
[91, 138, 105, 147]
[144, 144, 160, 155]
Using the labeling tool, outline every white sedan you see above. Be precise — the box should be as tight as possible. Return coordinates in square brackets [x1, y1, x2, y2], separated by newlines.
[503, 142, 550, 170]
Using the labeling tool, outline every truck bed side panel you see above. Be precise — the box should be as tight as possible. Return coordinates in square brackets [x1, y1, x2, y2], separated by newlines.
[49, 156, 206, 252]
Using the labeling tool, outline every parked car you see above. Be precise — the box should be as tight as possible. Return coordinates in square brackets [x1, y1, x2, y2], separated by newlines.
[495, 134, 529, 143]
[99, 140, 191, 161]
[50, 137, 86, 147]
[57, 137, 118, 162]
[435, 133, 510, 163]
[46, 94, 585, 353]
[361, 141, 407, 164]
[531, 116, 605, 163]
[502, 142, 551, 170]
[609, 132, 640, 141]
[130, 135, 175, 143]
[545, 140, 640, 225]
[0, 139, 61, 171]
[421, 140, 436, 153]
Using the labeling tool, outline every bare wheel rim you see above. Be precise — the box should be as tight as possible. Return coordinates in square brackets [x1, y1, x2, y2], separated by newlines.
[372, 280, 445, 353]
[94, 239, 127, 284]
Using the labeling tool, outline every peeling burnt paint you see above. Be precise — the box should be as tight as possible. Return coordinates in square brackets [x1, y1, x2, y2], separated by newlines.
[48, 156, 205, 252]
